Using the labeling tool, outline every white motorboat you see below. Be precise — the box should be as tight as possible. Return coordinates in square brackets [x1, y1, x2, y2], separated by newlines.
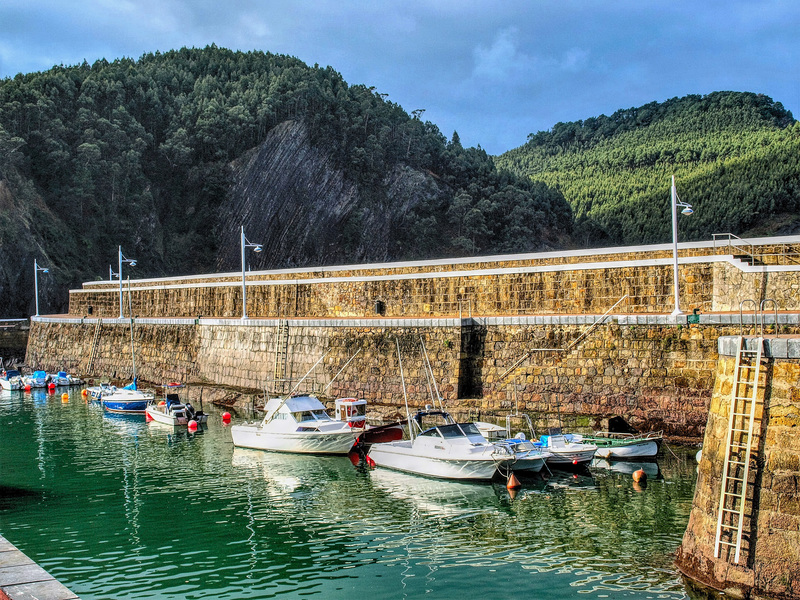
[23, 370, 49, 388]
[536, 433, 597, 466]
[0, 369, 24, 391]
[494, 436, 551, 473]
[575, 431, 662, 459]
[146, 384, 207, 426]
[367, 409, 515, 481]
[48, 371, 84, 387]
[231, 395, 364, 455]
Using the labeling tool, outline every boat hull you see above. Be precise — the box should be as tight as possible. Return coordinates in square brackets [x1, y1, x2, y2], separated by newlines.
[593, 440, 659, 459]
[545, 448, 597, 465]
[0, 379, 23, 391]
[230, 424, 357, 455]
[368, 441, 506, 480]
[145, 404, 208, 426]
[102, 399, 149, 414]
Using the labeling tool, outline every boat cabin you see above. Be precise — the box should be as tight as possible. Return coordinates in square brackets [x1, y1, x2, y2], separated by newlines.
[334, 398, 367, 425]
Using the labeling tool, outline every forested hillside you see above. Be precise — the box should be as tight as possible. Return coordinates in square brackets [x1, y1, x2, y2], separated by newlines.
[0, 46, 571, 316]
[495, 92, 800, 245]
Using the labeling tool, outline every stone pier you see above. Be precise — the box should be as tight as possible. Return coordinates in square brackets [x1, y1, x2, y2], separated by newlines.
[676, 336, 800, 599]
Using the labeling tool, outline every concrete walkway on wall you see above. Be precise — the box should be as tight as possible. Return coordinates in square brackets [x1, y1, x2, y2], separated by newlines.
[0, 535, 78, 599]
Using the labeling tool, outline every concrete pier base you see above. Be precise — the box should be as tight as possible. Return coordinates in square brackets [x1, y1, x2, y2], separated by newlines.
[0, 535, 78, 600]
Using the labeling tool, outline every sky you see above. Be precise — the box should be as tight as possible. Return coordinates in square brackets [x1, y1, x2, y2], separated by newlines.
[1, 0, 798, 155]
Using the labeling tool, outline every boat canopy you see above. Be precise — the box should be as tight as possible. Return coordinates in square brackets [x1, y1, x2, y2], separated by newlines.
[264, 395, 327, 421]
[32, 370, 47, 378]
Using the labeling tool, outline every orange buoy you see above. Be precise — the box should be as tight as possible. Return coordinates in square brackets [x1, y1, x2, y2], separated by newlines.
[507, 472, 521, 490]
[81, 389, 88, 397]
[158, 400, 166, 406]
[61, 393, 69, 402]
[632, 469, 647, 483]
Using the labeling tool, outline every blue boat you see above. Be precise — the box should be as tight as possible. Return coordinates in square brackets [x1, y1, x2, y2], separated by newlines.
[95, 380, 154, 414]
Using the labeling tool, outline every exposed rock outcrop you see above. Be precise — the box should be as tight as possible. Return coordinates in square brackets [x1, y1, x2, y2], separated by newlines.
[215, 120, 448, 271]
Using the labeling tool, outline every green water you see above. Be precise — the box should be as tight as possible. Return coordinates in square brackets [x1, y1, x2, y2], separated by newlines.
[0, 388, 698, 599]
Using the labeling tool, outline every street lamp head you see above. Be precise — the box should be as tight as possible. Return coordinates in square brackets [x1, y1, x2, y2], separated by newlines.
[253, 245, 263, 253]
[129, 260, 137, 267]
[681, 206, 694, 215]
[42, 268, 49, 274]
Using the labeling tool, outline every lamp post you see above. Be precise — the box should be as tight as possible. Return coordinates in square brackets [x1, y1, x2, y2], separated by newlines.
[118, 246, 137, 319]
[240, 225, 263, 319]
[670, 175, 693, 316]
[33, 259, 49, 317]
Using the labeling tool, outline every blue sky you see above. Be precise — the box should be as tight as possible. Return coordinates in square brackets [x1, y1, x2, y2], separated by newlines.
[1, 0, 798, 155]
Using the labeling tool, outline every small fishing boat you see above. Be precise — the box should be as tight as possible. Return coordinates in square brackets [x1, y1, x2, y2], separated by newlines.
[231, 395, 364, 455]
[493, 436, 551, 473]
[23, 370, 49, 388]
[90, 380, 154, 414]
[535, 433, 597, 466]
[48, 371, 84, 387]
[146, 384, 207, 426]
[574, 431, 662, 459]
[0, 369, 24, 391]
[367, 408, 515, 480]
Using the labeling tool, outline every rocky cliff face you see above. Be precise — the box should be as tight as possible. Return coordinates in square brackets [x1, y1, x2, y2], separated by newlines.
[215, 120, 448, 271]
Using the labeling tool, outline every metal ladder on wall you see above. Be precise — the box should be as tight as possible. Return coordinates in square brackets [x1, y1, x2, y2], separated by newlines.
[85, 319, 103, 376]
[273, 319, 290, 394]
[714, 335, 763, 564]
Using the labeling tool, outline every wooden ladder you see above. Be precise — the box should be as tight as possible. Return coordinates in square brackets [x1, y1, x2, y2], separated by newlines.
[85, 319, 103, 376]
[273, 319, 290, 394]
[714, 335, 763, 563]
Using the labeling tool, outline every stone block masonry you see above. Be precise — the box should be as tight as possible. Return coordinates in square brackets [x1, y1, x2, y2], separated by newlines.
[676, 341, 800, 599]
[66, 237, 800, 319]
[29, 316, 800, 437]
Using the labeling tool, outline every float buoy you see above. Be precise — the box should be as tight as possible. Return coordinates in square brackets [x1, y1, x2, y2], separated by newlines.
[188, 419, 198, 431]
[48, 382, 56, 390]
[158, 400, 166, 406]
[507, 472, 521, 490]
[81, 389, 88, 397]
[222, 412, 231, 423]
[632, 469, 647, 483]
[24, 385, 31, 392]
[61, 393, 69, 402]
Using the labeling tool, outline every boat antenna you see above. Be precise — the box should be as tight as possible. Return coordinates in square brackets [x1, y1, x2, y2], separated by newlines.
[396, 337, 413, 442]
[419, 336, 442, 410]
[323, 348, 362, 393]
[262, 350, 330, 425]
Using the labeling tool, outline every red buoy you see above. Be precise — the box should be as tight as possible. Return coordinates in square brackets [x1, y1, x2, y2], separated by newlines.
[48, 382, 56, 390]
[507, 472, 521, 490]
[222, 412, 231, 423]
[24, 385, 31, 392]
[188, 420, 198, 431]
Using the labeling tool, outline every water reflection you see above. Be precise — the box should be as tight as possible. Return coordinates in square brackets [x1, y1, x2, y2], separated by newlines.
[0, 388, 697, 600]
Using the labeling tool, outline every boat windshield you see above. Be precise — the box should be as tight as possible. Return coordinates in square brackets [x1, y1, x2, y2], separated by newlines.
[292, 409, 330, 423]
[438, 423, 482, 439]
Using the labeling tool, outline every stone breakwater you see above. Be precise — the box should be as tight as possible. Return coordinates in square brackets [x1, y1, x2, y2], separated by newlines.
[676, 338, 800, 599]
[27, 315, 799, 437]
[65, 238, 800, 320]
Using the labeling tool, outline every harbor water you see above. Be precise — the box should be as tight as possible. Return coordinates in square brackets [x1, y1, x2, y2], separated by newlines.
[0, 387, 699, 599]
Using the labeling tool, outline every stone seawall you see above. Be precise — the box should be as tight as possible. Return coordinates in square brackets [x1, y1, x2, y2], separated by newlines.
[66, 237, 800, 320]
[28, 316, 799, 437]
[676, 339, 800, 599]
